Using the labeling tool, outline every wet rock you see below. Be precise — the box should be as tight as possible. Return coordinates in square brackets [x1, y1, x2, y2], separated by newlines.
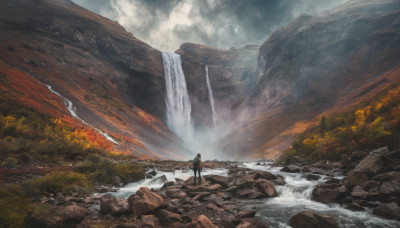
[207, 203, 224, 212]
[256, 179, 278, 197]
[346, 171, 369, 188]
[158, 209, 183, 226]
[141, 215, 159, 228]
[235, 210, 256, 219]
[153, 175, 167, 183]
[281, 165, 301, 173]
[196, 215, 218, 228]
[373, 202, 400, 221]
[147, 170, 157, 176]
[204, 175, 230, 187]
[112, 176, 121, 186]
[101, 196, 129, 216]
[304, 174, 321, 181]
[206, 194, 224, 207]
[346, 202, 364, 211]
[236, 218, 268, 228]
[84, 196, 93, 204]
[289, 210, 338, 228]
[379, 182, 397, 195]
[220, 216, 238, 228]
[354, 147, 390, 177]
[312, 183, 341, 203]
[128, 187, 166, 216]
[190, 192, 210, 201]
[235, 189, 265, 199]
[351, 185, 368, 199]
[207, 184, 223, 191]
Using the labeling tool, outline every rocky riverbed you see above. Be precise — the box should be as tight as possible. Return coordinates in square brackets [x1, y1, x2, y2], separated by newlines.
[27, 147, 400, 227]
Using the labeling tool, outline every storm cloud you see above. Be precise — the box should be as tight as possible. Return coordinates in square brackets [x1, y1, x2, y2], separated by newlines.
[73, 0, 346, 51]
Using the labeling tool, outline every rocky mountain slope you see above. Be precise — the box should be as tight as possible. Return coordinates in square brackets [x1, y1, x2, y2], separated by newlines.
[220, 0, 400, 159]
[0, 0, 186, 159]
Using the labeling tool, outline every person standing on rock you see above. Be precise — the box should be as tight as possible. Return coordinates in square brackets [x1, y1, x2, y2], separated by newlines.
[193, 153, 203, 185]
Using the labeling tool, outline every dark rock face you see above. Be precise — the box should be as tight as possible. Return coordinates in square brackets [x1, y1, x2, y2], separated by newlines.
[289, 210, 338, 228]
[176, 43, 258, 127]
[221, 0, 400, 159]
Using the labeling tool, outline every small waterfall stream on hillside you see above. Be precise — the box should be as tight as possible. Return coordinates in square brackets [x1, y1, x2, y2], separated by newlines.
[205, 65, 217, 124]
[45, 84, 119, 145]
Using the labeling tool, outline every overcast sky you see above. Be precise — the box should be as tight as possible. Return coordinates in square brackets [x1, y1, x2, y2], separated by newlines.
[73, 0, 347, 51]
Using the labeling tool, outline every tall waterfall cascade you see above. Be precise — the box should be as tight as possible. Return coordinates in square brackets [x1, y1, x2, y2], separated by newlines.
[205, 65, 217, 124]
[162, 52, 193, 137]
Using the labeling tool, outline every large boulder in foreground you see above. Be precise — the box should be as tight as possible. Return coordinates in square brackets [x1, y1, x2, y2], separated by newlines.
[257, 179, 278, 197]
[27, 205, 87, 228]
[289, 210, 338, 228]
[312, 182, 342, 204]
[100, 196, 129, 216]
[186, 215, 218, 228]
[128, 187, 166, 216]
[354, 147, 390, 177]
[373, 202, 400, 221]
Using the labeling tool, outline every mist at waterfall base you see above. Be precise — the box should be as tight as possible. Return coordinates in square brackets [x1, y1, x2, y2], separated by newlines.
[162, 52, 240, 160]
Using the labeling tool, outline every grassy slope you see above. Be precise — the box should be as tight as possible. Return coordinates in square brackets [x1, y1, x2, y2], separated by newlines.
[280, 82, 400, 162]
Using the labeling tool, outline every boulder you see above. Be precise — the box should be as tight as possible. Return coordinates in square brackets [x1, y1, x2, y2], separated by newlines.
[235, 210, 256, 219]
[157, 209, 183, 226]
[128, 187, 166, 216]
[197, 215, 218, 228]
[289, 210, 338, 228]
[112, 176, 121, 186]
[235, 189, 265, 199]
[373, 202, 400, 221]
[206, 194, 224, 207]
[379, 182, 397, 195]
[27, 205, 87, 228]
[141, 215, 159, 228]
[312, 183, 341, 203]
[346, 171, 369, 188]
[354, 147, 390, 177]
[256, 179, 278, 197]
[204, 175, 230, 187]
[280, 165, 301, 173]
[350, 185, 368, 199]
[236, 218, 268, 228]
[101, 196, 129, 216]
[304, 174, 321, 181]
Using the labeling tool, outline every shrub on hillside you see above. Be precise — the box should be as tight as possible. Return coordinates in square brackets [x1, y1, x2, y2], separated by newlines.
[78, 154, 145, 185]
[0, 184, 32, 228]
[31, 171, 89, 195]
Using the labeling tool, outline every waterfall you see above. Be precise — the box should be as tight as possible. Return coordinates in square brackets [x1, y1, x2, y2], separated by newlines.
[205, 65, 217, 124]
[162, 52, 192, 137]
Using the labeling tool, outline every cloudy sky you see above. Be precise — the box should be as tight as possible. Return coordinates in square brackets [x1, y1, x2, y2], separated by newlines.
[73, 0, 346, 51]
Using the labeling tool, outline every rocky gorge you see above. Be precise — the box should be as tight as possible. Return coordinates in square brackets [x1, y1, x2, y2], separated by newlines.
[26, 151, 400, 227]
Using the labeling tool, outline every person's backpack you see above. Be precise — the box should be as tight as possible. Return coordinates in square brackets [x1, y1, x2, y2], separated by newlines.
[193, 157, 199, 169]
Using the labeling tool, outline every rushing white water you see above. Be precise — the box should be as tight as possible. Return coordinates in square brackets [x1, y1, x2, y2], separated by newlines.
[45, 84, 119, 145]
[240, 162, 400, 228]
[112, 168, 228, 198]
[205, 65, 217, 124]
[162, 52, 193, 138]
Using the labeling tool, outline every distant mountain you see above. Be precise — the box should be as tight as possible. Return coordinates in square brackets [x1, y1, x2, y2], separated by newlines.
[219, 0, 400, 159]
[0, 0, 187, 159]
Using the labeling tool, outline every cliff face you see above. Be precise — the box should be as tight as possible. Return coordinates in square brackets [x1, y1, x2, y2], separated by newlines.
[0, 0, 186, 159]
[176, 43, 258, 127]
[220, 0, 400, 159]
